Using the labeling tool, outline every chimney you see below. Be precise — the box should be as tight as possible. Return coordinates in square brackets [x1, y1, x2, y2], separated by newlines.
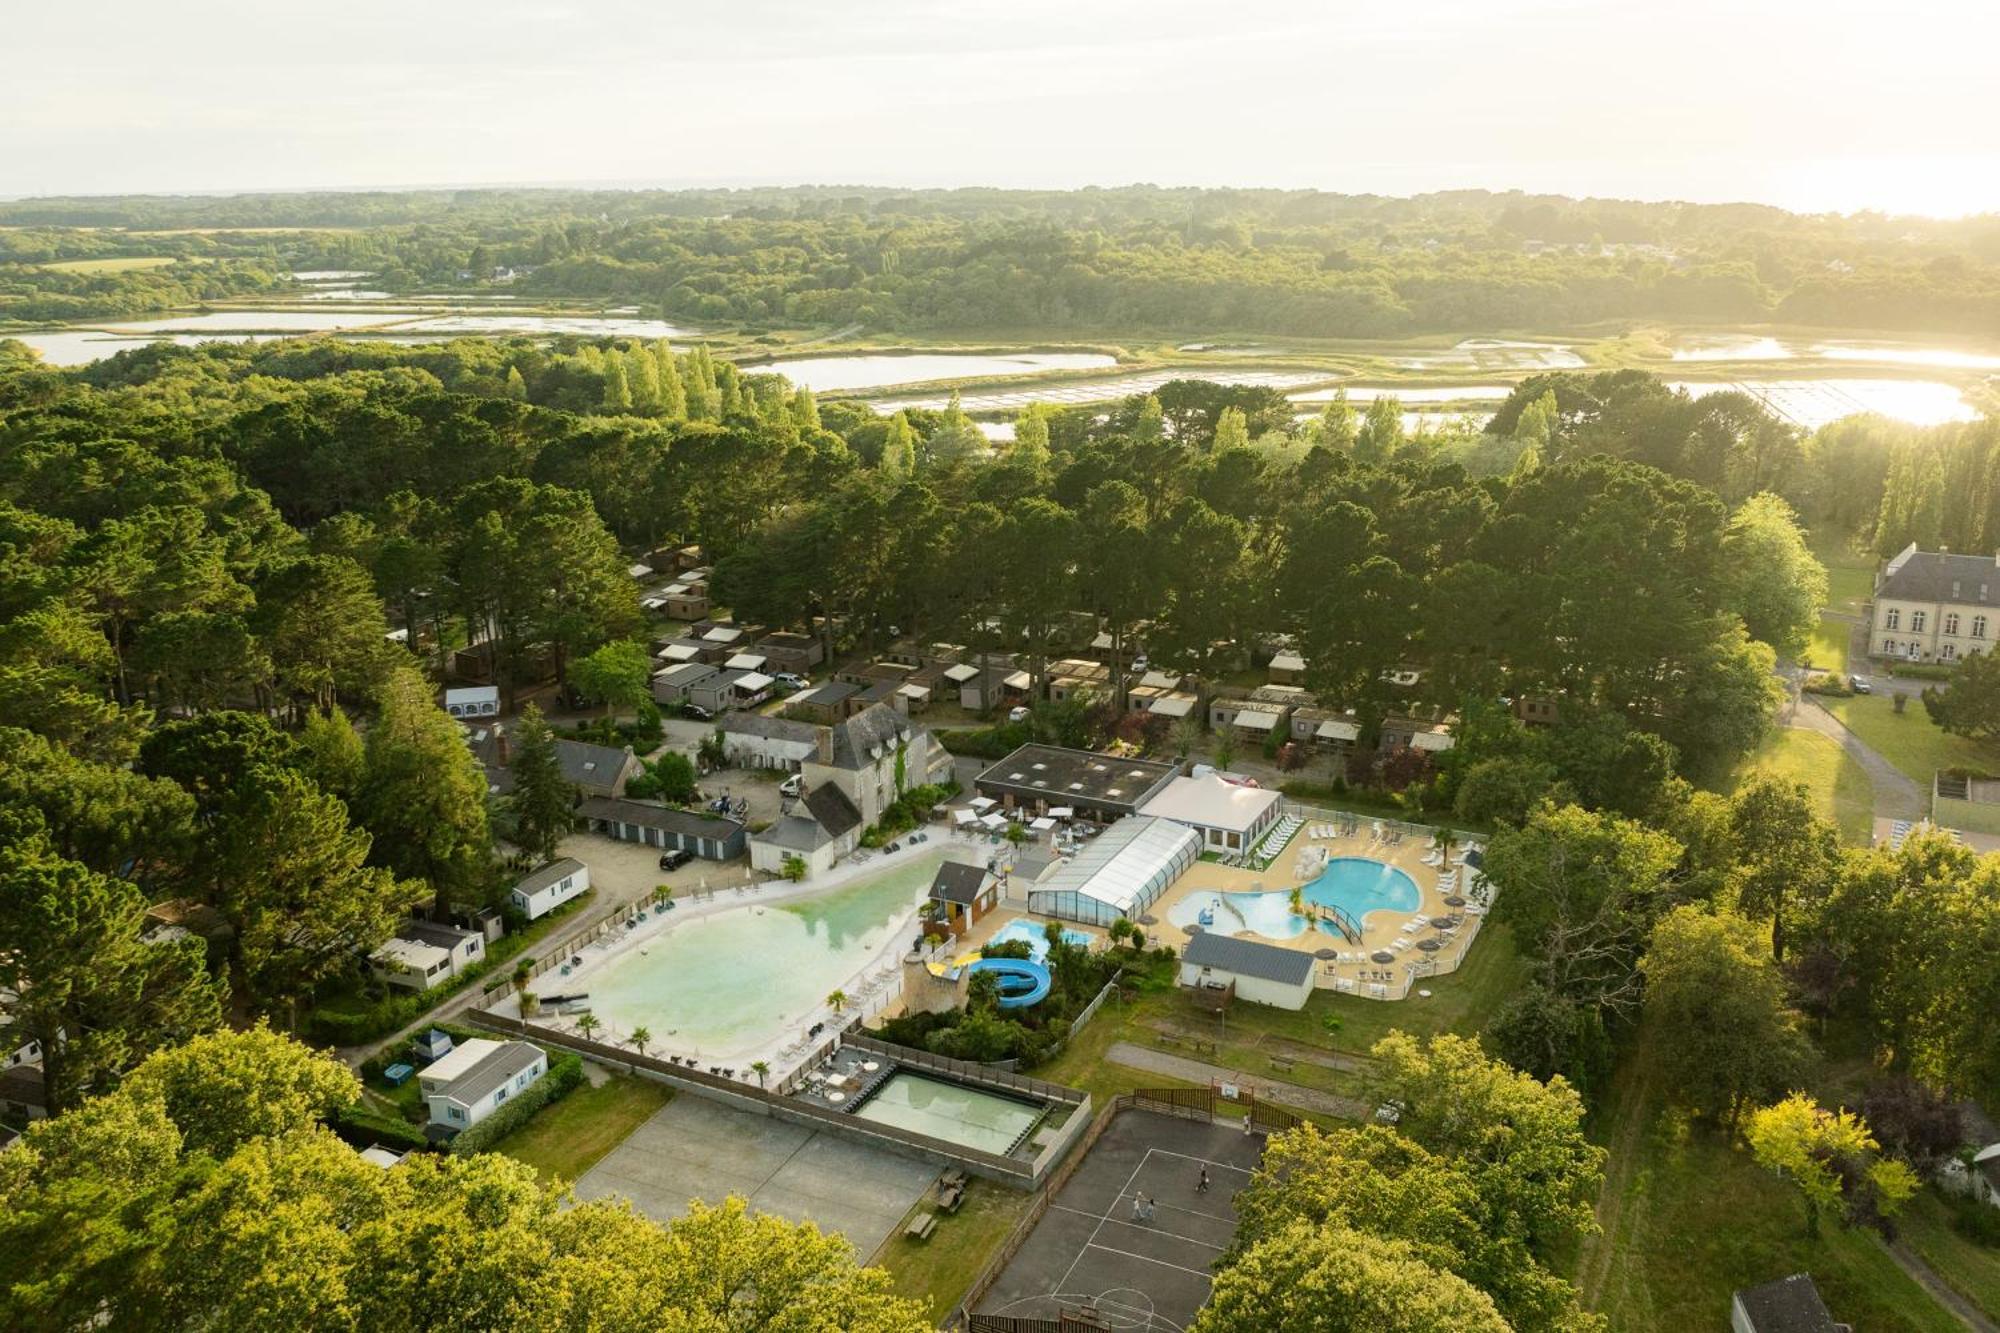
[816, 726, 834, 766]
[495, 725, 509, 764]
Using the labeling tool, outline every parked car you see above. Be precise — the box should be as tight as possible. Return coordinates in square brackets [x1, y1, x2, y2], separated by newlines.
[779, 773, 804, 798]
[774, 672, 810, 691]
[1131, 653, 1149, 672]
[657, 849, 693, 871]
[1007, 705, 1030, 724]
[684, 703, 712, 720]
[1849, 674, 1872, 694]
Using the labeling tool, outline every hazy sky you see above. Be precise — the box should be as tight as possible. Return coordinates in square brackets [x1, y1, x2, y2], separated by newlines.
[7, 0, 1997, 215]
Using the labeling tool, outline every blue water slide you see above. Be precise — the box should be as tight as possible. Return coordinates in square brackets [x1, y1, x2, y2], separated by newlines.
[964, 956, 1052, 1009]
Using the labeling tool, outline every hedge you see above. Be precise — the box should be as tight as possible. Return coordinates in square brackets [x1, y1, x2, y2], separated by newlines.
[1889, 662, 1955, 681]
[446, 1048, 586, 1156]
[329, 1104, 430, 1154]
[935, 723, 1029, 760]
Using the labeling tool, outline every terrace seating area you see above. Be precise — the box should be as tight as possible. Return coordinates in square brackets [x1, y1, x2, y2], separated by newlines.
[793, 1045, 897, 1111]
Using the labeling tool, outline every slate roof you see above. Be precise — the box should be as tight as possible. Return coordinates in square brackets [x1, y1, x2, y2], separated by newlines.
[757, 814, 833, 851]
[556, 740, 635, 789]
[1731, 1274, 1837, 1333]
[803, 783, 864, 839]
[825, 704, 913, 769]
[577, 797, 744, 840]
[1877, 549, 2000, 607]
[929, 861, 990, 905]
[1182, 931, 1316, 986]
[720, 711, 819, 743]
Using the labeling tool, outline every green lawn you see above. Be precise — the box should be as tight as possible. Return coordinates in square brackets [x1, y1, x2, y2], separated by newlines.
[873, 1179, 1034, 1322]
[1575, 1031, 1966, 1332]
[1805, 615, 1852, 675]
[489, 1075, 671, 1183]
[1818, 693, 2000, 786]
[1725, 728, 1874, 845]
[1898, 1189, 2000, 1322]
[1816, 541, 1876, 616]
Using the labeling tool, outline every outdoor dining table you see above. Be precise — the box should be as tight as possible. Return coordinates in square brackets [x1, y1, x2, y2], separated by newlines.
[860, 1060, 880, 1072]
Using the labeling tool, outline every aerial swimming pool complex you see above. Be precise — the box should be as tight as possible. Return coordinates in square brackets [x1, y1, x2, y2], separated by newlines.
[1167, 857, 1419, 940]
[852, 1071, 1047, 1155]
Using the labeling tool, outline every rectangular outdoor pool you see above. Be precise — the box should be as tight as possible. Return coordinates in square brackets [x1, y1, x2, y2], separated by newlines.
[852, 1071, 1045, 1156]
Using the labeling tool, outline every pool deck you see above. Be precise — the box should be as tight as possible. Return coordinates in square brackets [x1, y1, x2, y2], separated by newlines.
[1149, 821, 1488, 1000]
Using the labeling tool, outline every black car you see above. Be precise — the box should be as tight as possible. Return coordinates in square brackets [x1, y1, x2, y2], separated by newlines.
[658, 849, 694, 871]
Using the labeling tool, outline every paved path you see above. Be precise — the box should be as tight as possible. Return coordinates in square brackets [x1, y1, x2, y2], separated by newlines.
[1789, 697, 1924, 821]
[1883, 1235, 1999, 1332]
[1106, 1041, 1368, 1121]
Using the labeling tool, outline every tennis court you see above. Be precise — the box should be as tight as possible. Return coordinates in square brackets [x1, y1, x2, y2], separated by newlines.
[974, 1108, 1265, 1332]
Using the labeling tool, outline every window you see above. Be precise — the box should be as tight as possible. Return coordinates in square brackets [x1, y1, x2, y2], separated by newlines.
[1977, 616, 1988, 639]
[1946, 613, 1960, 636]
[1943, 644, 1958, 661]
[1886, 608, 1901, 630]
[448, 1107, 465, 1123]
[1912, 611, 1928, 632]
[1883, 639, 1898, 654]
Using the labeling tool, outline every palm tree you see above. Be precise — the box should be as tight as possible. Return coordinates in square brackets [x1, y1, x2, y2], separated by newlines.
[749, 1060, 770, 1090]
[826, 989, 848, 1016]
[576, 1013, 601, 1042]
[629, 1026, 652, 1059]
[1433, 826, 1458, 869]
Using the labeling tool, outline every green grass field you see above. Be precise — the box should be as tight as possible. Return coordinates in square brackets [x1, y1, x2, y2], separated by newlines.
[1818, 693, 1999, 784]
[40, 255, 181, 273]
[873, 1180, 1034, 1322]
[1725, 727, 1875, 844]
[1575, 1031, 1966, 1332]
[490, 1075, 671, 1183]
[1806, 615, 1852, 674]
[1897, 1189, 2000, 1321]
[1814, 540, 1876, 617]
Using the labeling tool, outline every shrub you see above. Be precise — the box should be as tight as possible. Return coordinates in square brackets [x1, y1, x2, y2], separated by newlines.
[1950, 1194, 2000, 1247]
[446, 1048, 586, 1156]
[329, 1104, 430, 1154]
[1890, 662, 1955, 681]
[935, 724, 1029, 760]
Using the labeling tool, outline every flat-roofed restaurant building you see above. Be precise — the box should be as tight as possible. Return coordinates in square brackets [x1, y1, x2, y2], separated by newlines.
[1028, 816, 1201, 927]
[974, 744, 1180, 822]
[1139, 773, 1281, 853]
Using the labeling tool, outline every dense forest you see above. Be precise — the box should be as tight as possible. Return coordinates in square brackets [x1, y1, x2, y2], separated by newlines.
[8, 185, 2000, 335]
[4, 319, 1999, 1326]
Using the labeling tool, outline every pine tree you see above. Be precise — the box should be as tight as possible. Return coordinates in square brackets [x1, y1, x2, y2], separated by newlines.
[1013, 407, 1052, 469]
[503, 365, 528, 401]
[1136, 395, 1165, 444]
[507, 703, 576, 864]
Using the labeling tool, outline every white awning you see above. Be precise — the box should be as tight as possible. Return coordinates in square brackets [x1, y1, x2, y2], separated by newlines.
[1270, 652, 1306, 673]
[1138, 670, 1182, 690]
[1315, 718, 1360, 741]
[968, 796, 997, 811]
[1233, 709, 1280, 732]
[899, 683, 931, 701]
[1003, 670, 1032, 690]
[1146, 694, 1196, 718]
[641, 597, 667, 610]
[953, 809, 979, 825]
[980, 813, 1008, 829]
[943, 663, 981, 683]
[1048, 806, 1075, 818]
[701, 627, 742, 643]
[1030, 817, 1057, 832]
[724, 653, 767, 671]
[659, 644, 700, 662]
[734, 672, 775, 693]
[1410, 730, 1455, 753]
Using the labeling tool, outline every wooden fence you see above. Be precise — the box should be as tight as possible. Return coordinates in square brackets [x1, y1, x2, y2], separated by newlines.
[1132, 1085, 1216, 1122]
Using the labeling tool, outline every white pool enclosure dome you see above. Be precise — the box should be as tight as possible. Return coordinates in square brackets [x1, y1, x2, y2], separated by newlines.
[1028, 816, 1202, 926]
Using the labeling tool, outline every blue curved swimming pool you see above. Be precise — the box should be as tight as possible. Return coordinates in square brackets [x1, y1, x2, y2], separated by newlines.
[1169, 857, 1420, 940]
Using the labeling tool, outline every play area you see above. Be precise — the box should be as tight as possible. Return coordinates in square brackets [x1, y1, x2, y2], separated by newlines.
[972, 1108, 1266, 1333]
